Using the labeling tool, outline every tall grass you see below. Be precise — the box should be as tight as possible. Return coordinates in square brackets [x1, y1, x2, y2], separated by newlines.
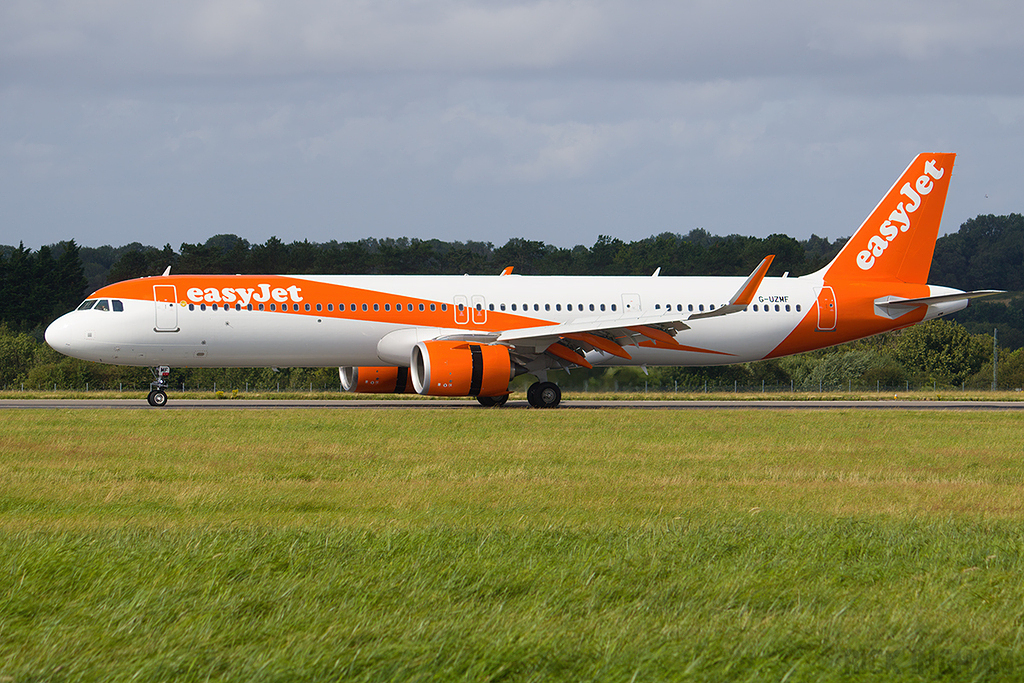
[2, 410, 1024, 681]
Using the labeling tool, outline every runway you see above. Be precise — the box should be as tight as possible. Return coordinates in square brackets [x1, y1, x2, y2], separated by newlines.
[2, 398, 1023, 410]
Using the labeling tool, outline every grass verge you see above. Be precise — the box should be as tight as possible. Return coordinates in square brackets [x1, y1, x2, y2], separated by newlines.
[2, 409, 1023, 681]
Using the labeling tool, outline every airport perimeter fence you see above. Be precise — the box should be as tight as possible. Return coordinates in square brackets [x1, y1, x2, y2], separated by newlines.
[4, 378, 1022, 395]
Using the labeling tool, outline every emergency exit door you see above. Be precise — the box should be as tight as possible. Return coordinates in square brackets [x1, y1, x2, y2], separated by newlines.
[154, 285, 179, 331]
[816, 286, 836, 331]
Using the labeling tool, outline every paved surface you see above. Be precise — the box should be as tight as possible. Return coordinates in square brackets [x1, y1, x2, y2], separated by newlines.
[2, 399, 1023, 410]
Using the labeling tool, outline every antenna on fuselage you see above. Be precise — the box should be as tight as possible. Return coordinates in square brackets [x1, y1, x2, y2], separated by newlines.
[161, 266, 171, 276]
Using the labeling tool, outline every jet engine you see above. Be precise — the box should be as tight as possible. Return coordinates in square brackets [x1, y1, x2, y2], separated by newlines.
[411, 341, 513, 397]
[339, 366, 416, 394]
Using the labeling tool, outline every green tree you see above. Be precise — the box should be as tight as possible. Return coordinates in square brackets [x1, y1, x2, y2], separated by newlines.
[0, 325, 41, 387]
[890, 320, 989, 386]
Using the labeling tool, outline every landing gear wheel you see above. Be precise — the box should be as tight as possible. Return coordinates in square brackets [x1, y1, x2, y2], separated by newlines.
[527, 381, 561, 408]
[476, 394, 509, 407]
[148, 366, 172, 407]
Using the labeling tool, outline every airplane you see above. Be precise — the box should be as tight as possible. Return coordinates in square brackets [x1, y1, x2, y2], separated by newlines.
[45, 152, 1001, 407]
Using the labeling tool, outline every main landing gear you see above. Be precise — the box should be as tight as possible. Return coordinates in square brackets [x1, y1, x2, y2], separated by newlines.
[475, 381, 561, 408]
[147, 366, 171, 407]
[527, 381, 561, 409]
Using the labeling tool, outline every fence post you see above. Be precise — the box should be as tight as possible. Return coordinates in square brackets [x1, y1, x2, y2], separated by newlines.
[993, 328, 998, 390]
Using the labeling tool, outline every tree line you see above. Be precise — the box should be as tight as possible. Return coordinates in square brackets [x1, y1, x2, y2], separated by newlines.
[2, 214, 1021, 392]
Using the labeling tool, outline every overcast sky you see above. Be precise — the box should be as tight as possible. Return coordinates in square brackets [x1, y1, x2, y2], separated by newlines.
[3, 0, 1023, 253]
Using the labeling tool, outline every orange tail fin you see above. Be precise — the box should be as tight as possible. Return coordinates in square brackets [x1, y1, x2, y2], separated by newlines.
[821, 153, 955, 285]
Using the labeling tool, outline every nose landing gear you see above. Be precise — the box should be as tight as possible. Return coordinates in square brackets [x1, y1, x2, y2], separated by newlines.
[147, 366, 171, 407]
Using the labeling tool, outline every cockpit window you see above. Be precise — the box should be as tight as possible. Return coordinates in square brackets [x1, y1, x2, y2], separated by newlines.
[112, 300, 124, 312]
[94, 300, 111, 311]
[77, 300, 97, 310]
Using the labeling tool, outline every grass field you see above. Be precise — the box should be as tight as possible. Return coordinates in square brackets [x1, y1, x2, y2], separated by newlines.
[2, 409, 1024, 681]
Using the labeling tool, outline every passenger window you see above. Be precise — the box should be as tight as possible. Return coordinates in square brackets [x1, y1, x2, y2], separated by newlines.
[600, 304, 606, 311]
[489, 304, 494, 311]
[212, 304, 218, 311]
[545, 304, 551, 311]
[796, 304, 802, 312]
[77, 300, 97, 310]
[611, 304, 617, 311]
[235, 304, 241, 311]
[441, 304, 447, 311]
[112, 300, 124, 312]
[270, 304, 276, 311]
[555, 304, 560, 311]
[373, 304, 379, 311]
[567, 304, 573, 311]
[430, 304, 436, 311]
[304, 304, 311, 311]
[316, 303, 323, 311]
[419, 304, 425, 311]
[362, 304, 368, 311]
[654, 304, 660, 310]
[500, 303, 506, 311]
[259, 304, 265, 311]
[189, 304, 195, 311]
[785, 304, 791, 312]
[590, 304, 595, 311]
[201, 304, 207, 311]
[511, 304, 517, 311]
[688, 304, 693, 312]
[534, 304, 539, 311]
[753, 305, 758, 311]
[384, 304, 391, 311]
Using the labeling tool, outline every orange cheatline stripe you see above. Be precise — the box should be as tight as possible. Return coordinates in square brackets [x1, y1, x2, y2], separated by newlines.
[545, 342, 593, 369]
[637, 340, 735, 356]
[563, 332, 632, 360]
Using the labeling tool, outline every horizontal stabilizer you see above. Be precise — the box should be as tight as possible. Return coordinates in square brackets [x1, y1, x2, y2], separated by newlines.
[873, 289, 1006, 320]
[876, 290, 1005, 311]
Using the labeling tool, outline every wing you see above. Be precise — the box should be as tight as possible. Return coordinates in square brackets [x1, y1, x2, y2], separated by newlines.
[483, 256, 775, 369]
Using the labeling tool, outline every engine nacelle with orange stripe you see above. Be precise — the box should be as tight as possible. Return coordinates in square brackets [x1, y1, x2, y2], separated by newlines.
[339, 366, 416, 394]
[410, 341, 513, 397]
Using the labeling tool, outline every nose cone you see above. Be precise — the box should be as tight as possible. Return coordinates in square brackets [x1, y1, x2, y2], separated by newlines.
[45, 315, 73, 354]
